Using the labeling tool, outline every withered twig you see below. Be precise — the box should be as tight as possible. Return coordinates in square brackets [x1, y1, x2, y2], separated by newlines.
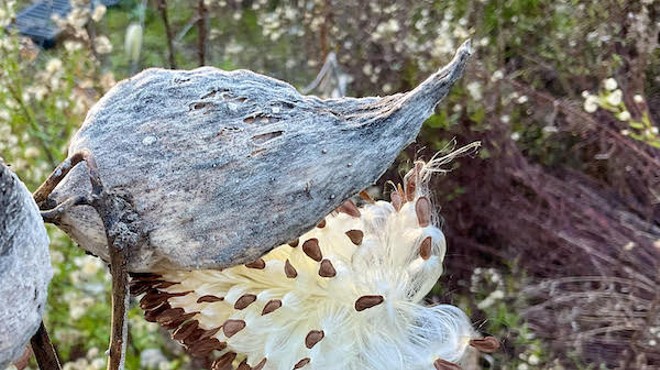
[196, 0, 207, 66]
[157, 0, 177, 69]
[34, 150, 141, 370]
[33, 150, 99, 206]
[40, 195, 90, 224]
[30, 322, 61, 370]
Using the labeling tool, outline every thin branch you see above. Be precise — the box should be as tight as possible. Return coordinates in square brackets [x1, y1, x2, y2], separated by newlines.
[196, 0, 208, 66]
[157, 0, 177, 68]
[33, 150, 96, 205]
[40, 195, 91, 224]
[34, 150, 140, 370]
[30, 322, 62, 370]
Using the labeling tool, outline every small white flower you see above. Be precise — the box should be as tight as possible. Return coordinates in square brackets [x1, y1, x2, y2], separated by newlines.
[516, 95, 528, 104]
[511, 132, 521, 141]
[581, 90, 590, 98]
[620, 129, 630, 136]
[606, 89, 623, 106]
[617, 111, 631, 121]
[46, 58, 63, 74]
[528, 354, 540, 365]
[603, 78, 618, 91]
[466, 81, 483, 100]
[500, 115, 510, 124]
[91, 4, 106, 22]
[651, 127, 659, 135]
[583, 95, 599, 113]
[633, 94, 644, 104]
[491, 70, 504, 82]
[94, 36, 112, 54]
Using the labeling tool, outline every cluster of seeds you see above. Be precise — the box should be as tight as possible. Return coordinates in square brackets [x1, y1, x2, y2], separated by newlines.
[132, 163, 498, 369]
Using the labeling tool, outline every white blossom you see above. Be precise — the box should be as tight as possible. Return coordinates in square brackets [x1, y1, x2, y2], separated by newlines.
[583, 95, 599, 113]
[603, 78, 618, 91]
[466, 81, 483, 100]
[491, 69, 504, 82]
[606, 89, 623, 106]
[617, 111, 631, 121]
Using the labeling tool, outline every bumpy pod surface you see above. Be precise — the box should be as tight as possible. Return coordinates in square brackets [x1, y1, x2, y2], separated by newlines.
[0, 162, 52, 368]
[132, 162, 481, 370]
[49, 41, 472, 271]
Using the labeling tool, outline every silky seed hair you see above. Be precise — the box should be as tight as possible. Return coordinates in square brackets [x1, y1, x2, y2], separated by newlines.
[132, 143, 496, 370]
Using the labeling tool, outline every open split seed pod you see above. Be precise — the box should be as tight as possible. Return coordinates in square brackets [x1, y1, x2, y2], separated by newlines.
[47, 41, 472, 272]
[0, 162, 52, 368]
[131, 153, 498, 370]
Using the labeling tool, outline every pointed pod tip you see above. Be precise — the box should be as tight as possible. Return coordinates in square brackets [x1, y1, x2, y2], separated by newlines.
[395, 39, 473, 117]
[459, 39, 473, 56]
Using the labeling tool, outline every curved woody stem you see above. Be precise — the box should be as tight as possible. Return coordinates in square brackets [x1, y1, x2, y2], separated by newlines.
[33, 150, 138, 370]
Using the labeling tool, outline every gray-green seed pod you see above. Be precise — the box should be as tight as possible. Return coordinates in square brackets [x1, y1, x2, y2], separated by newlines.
[48, 41, 472, 272]
[0, 162, 52, 368]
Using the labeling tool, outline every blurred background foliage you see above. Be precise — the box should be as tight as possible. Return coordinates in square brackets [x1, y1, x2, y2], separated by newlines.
[0, 0, 658, 369]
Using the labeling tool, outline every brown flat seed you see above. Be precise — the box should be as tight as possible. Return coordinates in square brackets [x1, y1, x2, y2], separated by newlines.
[433, 358, 462, 370]
[404, 162, 424, 201]
[355, 295, 385, 311]
[187, 338, 227, 357]
[173, 320, 199, 341]
[390, 190, 403, 211]
[182, 327, 206, 345]
[130, 272, 163, 281]
[156, 307, 185, 324]
[317, 219, 326, 228]
[144, 305, 170, 323]
[337, 200, 361, 218]
[141, 291, 190, 310]
[294, 358, 311, 369]
[197, 295, 224, 303]
[284, 259, 298, 278]
[318, 259, 337, 277]
[302, 238, 322, 262]
[345, 229, 364, 245]
[212, 352, 237, 370]
[155, 281, 178, 289]
[405, 177, 416, 202]
[222, 319, 246, 338]
[415, 196, 431, 227]
[129, 283, 155, 296]
[140, 292, 170, 310]
[469, 336, 500, 353]
[305, 330, 324, 349]
[234, 294, 257, 310]
[419, 236, 432, 260]
[236, 359, 251, 370]
[262, 299, 282, 315]
[252, 358, 267, 370]
[359, 190, 375, 204]
[162, 311, 197, 330]
[199, 327, 222, 340]
[288, 239, 299, 247]
[245, 258, 266, 269]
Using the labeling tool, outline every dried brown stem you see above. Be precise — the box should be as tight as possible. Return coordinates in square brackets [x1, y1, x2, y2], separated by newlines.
[34, 150, 141, 370]
[30, 322, 61, 370]
[33, 150, 98, 206]
[157, 0, 177, 68]
[196, 0, 207, 66]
